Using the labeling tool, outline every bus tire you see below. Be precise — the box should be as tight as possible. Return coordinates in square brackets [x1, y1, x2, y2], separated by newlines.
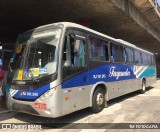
[90, 88, 105, 113]
[140, 80, 146, 94]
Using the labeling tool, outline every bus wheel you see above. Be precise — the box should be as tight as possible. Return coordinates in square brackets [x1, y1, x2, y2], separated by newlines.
[90, 88, 105, 113]
[140, 80, 146, 94]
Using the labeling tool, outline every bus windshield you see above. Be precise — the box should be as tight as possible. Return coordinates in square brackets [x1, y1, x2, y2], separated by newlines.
[11, 28, 61, 81]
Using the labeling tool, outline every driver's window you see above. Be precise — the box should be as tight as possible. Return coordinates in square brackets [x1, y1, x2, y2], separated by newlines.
[72, 39, 86, 66]
[63, 35, 86, 67]
[62, 34, 86, 80]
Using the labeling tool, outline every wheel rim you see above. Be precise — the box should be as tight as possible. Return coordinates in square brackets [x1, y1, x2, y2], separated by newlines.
[96, 93, 104, 106]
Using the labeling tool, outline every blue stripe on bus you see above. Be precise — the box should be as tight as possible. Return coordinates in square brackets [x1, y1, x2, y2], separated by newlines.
[10, 64, 156, 100]
[62, 64, 156, 89]
[12, 84, 50, 100]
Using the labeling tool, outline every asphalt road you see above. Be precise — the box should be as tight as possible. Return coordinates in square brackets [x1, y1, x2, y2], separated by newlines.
[1, 80, 160, 131]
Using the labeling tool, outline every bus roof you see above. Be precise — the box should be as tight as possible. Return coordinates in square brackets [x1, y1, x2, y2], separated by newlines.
[37, 22, 153, 55]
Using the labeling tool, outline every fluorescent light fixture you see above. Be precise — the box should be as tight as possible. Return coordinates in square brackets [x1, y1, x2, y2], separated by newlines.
[38, 51, 42, 54]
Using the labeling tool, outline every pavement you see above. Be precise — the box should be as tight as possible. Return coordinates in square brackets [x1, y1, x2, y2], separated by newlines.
[0, 79, 160, 131]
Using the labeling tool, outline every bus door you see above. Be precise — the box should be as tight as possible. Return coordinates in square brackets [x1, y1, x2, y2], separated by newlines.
[61, 29, 89, 114]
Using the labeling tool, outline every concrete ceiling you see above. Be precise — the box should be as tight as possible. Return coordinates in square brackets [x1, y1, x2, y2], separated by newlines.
[0, 0, 160, 53]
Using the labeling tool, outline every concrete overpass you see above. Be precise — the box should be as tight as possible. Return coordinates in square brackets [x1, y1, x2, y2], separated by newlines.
[0, 0, 160, 70]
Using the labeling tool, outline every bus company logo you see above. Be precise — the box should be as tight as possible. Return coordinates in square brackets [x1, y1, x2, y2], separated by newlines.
[20, 92, 23, 97]
[109, 66, 130, 80]
[20, 92, 26, 96]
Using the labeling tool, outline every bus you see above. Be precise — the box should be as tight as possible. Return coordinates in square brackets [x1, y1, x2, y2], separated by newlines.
[6, 22, 156, 118]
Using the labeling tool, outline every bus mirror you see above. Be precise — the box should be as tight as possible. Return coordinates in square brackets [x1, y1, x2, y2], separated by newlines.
[9, 58, 16, 71]
[10, 58, 13, 63]
[74, 40, 80, 53]
[70, 33, 75, 39]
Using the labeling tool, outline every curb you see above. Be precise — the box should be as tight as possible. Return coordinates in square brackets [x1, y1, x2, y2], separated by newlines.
[0, 109, 11, 114]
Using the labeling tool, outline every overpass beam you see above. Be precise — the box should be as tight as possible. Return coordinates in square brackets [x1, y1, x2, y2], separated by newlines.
[111, 0, 160, 42]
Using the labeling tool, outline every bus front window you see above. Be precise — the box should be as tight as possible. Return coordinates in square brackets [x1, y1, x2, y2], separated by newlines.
[12, 28, 61, 81]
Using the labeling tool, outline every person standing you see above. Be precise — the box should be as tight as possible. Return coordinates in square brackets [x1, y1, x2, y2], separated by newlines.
[0, 65, 4, 109]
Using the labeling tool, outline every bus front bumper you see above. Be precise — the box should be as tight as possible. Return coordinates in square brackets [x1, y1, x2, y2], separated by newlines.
[6, 93, 61, 118]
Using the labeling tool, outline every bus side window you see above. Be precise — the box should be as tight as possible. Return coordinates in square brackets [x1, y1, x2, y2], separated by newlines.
[100, 41, 109, 61]
[110, 45, 115, 62]
[110, 43, 123, 63]
[124, 49, 127, 63]
[142, 53, 148, 65]
[90, 36, 109, 61]
[134, 50, 142, 65]
[151, 55, 155, 65]
[124, 47, 134, 64]
[147, 54, 152, 65]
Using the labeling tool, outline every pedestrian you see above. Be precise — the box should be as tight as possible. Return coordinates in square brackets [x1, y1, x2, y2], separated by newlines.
[0, 65, 4, 110]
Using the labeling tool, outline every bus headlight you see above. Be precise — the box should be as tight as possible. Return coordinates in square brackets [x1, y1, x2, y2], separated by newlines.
[47, 90, 52, 96]
[39, 90, 53, 101]
[39, 87, 57, 102]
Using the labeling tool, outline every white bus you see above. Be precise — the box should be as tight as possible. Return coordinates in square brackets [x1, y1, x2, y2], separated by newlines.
[6, 22, 156, 117]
